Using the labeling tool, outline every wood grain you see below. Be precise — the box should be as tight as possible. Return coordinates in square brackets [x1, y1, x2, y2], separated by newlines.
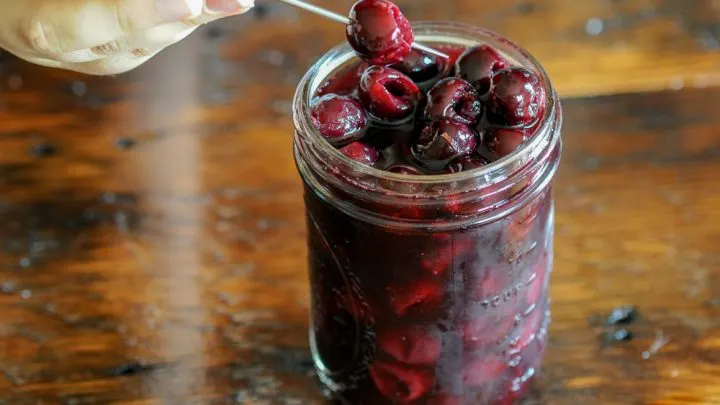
[0, 0, 718, 404]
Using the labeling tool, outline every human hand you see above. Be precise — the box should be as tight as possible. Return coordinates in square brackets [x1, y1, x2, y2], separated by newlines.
[0, 0, 254, 75]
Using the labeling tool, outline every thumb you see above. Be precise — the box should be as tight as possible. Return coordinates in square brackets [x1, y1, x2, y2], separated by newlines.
[2, 0, 205, 56]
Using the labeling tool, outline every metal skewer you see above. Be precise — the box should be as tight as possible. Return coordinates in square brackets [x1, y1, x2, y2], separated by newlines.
[278, 0, 449, 59]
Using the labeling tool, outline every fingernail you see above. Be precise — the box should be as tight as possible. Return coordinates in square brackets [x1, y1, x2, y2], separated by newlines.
[206, 0, 255, 13]
[156, 0, 204, 22]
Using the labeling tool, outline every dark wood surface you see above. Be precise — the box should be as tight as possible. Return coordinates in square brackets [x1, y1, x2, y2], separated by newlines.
[0, 0, 718, 404]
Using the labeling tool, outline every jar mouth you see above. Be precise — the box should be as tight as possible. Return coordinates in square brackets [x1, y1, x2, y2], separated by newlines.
[293, 21, 560, 186]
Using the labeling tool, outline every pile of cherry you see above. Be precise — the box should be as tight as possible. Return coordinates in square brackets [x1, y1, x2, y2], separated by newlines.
[310, 0, 547, 176]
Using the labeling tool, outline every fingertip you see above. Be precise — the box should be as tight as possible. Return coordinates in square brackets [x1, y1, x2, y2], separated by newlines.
[156, 0, 204, 22]
[205, 0, 255, 13]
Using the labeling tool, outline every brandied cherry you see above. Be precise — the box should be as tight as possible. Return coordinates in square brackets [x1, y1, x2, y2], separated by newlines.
[488, 67, 546, 126]
[455, 45, 508, 94]
[462, 356, 507, 387]
[393, 49, 448, 91]
[420, 244, 455, 276]
[316, 61, 368, 97]
[387, 163, 422, 176]
[483, 127, 530, 158]
[339, 142, 380, 166]
[380, 163, 424, 195]
[346, 0, 414, 65]
[369, 361, 434, 402]
[377, 326, 441, 365]
[311, 94, 368, 144]
[467, 265, 516, 308]
[420, 234, 473, 275]
[424, 77, 483, 125]
[413, 119, 477, 170]
[507, 194, 545, 243]
[447, 155, 490, 173]
[359, 66, 422, 122]
[462, 308, 516, 350]
[430, 394, 464, 405]
[386, 278, 443, 316]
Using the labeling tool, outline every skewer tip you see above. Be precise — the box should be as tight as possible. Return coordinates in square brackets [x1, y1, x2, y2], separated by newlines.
[412, 42, 449, 59]
[279, 0, 449, 60]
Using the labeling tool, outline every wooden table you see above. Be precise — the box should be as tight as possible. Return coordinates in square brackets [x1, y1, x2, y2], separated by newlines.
[0, 0, 718, 404]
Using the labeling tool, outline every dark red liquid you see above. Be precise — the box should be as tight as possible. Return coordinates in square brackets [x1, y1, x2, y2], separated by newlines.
[305, 44, 553, 404]
[306, 185, 552, 404]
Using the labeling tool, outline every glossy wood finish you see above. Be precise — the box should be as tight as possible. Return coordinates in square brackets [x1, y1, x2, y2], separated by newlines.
[0, 1, 718, 404]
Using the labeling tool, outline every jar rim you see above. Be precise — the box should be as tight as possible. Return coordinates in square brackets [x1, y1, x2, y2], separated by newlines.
[293, 21, 561, 187]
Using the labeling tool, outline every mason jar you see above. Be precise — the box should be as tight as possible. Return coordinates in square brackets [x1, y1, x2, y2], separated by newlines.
[293, 22, 562, 405]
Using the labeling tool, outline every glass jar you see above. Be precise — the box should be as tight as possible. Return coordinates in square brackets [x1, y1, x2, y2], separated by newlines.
[293, 22, 562, 405]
